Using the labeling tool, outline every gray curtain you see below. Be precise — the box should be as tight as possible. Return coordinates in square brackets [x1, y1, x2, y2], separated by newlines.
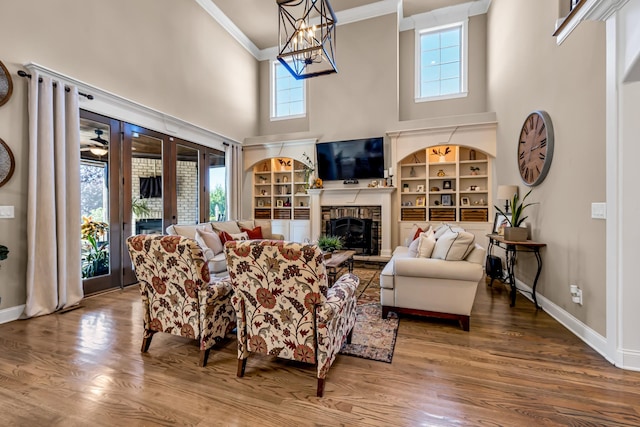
[225, 143, 242, 220]
[23, 73, 83, 317]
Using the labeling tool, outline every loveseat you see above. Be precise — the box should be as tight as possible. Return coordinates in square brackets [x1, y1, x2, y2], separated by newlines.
[166, 219, 284, 276]
[380, 225, 486, 331]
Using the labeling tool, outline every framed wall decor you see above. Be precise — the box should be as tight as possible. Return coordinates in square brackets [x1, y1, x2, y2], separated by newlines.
[416, 184, 425, 192]
[416, 196, 425, 207]
[0, 138, 15, 187]
[443, 180, 452, 190]
[441, 194, 452, 206]
[276, 199, 284, 208]
[461, 197, 470, 206]
[0, 61, 13, 107]
[493, 213, 512, 236]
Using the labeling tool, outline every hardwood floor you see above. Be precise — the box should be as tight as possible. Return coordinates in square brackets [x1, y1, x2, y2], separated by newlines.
[1, 275, 639, 426]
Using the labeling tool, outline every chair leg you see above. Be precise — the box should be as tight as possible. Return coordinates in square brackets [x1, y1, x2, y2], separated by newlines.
[237, 358, 247, 377]
[199, 349, 211, 367]
[141, 334, 153, 353]
[346, 327, 354, 344]
[316, 378, 325, 397]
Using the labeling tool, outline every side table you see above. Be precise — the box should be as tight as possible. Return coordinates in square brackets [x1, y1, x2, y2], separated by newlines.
[324, 250, 356, 286]
[486, 234, 546, 309]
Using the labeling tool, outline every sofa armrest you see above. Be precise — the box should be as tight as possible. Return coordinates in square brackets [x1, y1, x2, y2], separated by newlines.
[394, 257, 483, 282]
[317, 273, 359, 322]
[270, 233, 285, 240]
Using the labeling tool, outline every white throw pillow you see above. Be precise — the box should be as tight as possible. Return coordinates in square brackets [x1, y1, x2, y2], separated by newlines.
[195, 228, 224, 255]
[211, 221, 242, 235]
[433, 224, 452, 240]
[407, 235, 421, 257]
[417, 233, 436, 258]
[230, 231, 250, 241]
[431, 230, 476, 261]
[254, 219, 274, 239]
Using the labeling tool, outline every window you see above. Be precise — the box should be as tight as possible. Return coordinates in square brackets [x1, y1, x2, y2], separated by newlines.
[415, 21, 468, 102]
[271, 61, 306, 120]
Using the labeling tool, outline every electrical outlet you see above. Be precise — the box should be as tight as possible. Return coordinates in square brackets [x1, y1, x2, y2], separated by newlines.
[0, 206, 14, 218]
[570, 285, 583, 305]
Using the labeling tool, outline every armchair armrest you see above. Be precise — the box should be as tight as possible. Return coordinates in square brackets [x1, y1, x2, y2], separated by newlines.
[270, 233, 285, 240]
[317, 273, 358, 322]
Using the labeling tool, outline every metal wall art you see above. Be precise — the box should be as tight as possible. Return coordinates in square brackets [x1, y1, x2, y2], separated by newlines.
[0, 61, 13, 107]
[0, 138, 15, 187]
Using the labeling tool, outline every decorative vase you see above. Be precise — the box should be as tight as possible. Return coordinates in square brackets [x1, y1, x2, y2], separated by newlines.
[469, 149, 476, 160]
[504, 227, 528, 242]
[439, 156, 446, 162]
[410, 167, 416, 177]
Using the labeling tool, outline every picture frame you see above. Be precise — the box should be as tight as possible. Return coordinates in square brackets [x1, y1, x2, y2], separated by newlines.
[276, 199, 284, 208]
[416, 184, 425, 192]
[257, 200, 265, 207]
[416, 196, 425, 207]
[443, 180, 452, 190]
[441, 194, 452, 206]
[493, 212, 512, 236]
[461, 197, 470, 206]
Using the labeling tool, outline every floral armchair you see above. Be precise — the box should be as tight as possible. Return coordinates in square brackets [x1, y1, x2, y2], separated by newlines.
[126, 235, 236, 367]
[224, 240, 359, 397]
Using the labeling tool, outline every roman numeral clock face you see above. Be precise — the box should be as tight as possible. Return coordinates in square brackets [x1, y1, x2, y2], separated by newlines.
[518, 111, 554, 186]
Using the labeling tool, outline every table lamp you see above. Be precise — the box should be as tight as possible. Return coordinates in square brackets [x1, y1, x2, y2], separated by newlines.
[497, 185, 519, 213]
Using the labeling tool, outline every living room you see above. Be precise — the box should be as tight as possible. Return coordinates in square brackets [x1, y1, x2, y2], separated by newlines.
[1, 0, 640, 424]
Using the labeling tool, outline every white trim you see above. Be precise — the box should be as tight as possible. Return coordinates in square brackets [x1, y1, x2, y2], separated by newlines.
[193, 0, 261, 58]
[24, 63, 238, 151]
[414, 20, 468, 102]
[555, 0, 631, 45]
[336, 0, 398, 26]
[514, 279, 613, 365]
[0, 304, 25, 324]
[400, 0, 491, 32]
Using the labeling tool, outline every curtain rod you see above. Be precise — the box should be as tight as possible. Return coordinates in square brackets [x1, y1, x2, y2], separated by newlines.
[17, 70, 94, 100]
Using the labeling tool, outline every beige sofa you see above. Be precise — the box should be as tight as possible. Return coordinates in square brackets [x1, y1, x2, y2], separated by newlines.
[380, 227, 486, 331]
[166, 219, 284, 276]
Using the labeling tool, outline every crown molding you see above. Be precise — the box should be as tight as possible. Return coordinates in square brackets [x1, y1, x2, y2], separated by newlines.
[400, 0, 491, 32]
[194, 0, 261, 58]
[554, 0, 631, 45]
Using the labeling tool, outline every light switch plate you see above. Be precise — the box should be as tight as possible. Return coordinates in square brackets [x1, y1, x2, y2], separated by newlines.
[0, 205, 15, 218]
[591, 202, 606, 219]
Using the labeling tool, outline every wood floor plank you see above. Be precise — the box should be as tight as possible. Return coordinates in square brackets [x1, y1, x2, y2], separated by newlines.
[1, 273, 639, 426]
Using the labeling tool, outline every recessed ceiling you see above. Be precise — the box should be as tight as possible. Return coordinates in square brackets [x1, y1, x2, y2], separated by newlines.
[205, 0, 480, 51]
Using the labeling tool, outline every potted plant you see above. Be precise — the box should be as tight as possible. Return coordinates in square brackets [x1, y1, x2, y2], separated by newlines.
[494, 189, 535, 241]
[81, 216, 110, 278]
[470, 166, 480, 175]
[317, 235, 343, 255]
[0, 244, 8, 269]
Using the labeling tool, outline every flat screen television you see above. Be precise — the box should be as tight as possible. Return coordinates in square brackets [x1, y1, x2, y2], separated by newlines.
[316, 137, 384, 181]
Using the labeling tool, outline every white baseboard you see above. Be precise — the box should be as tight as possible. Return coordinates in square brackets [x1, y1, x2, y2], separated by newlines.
[0, 304, 25, 324]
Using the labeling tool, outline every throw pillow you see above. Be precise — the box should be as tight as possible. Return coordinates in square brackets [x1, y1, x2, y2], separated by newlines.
[195, 228, 224, 255]
[212, 221, 242, 235]
[218, 230, 233, 244]
[417, 233, 436, 258]
[241, 226, 263, 240]
[407, 234, 422, 257]
[236, 219, 255, 231]
[255, 219, 274, 239]
[431, 230, 476, 261]
[229, 231, 250, 241]
[433, 224, 452, 240]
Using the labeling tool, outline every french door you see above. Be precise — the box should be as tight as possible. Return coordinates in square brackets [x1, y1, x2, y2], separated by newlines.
[80, 111, 225, 293]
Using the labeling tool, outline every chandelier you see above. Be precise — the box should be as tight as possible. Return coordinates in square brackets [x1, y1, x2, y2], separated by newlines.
[277, 0, 337, 79]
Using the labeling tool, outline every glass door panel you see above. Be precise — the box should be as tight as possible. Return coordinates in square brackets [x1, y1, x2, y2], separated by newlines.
[79, 112, 121, 295]
[176, 144, 200, 225]
[208, 150, 226, 221]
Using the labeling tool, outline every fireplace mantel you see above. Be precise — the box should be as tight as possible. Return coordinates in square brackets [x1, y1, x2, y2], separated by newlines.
[309, 187, 396, 258]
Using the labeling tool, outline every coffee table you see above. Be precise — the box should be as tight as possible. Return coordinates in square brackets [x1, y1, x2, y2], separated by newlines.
[325, 250, 356, 286]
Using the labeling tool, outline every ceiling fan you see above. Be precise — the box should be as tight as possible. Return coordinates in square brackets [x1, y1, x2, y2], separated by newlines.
[81, 129, 109, 156]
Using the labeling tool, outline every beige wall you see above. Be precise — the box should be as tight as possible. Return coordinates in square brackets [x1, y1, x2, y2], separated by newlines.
[487, 1, 607, 335]
[256, 14, 398, 142]
[399, 14, 488, 120]
[0, 0, 258, 310]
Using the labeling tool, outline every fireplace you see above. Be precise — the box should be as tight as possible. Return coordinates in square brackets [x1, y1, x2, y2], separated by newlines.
[327, 217, 374, 255]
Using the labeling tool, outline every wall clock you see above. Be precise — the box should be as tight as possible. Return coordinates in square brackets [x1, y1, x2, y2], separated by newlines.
[517, 110, 554, 186]
[0, 138, 15, 187]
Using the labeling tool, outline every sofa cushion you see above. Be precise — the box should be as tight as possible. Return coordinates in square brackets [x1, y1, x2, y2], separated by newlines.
[230, 231, 250, 241]
[417, 233, 436, 258]
[433, 223, 451, 240]
[241, 226, 263, 240]
[212, 221, 242, 235]
[168, 223, 213, 240]
[407, 235, 421, 257]
[465, 244, 486, 265]
[254, 219, 274, 239]
[195, 228, 224, 255]
[236, 219, 255, 231]
[431, 229, 475, 261]
[208, 252, 227, 274]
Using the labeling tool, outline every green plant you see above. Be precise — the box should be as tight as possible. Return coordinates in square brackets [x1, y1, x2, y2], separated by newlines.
[131, 198, 151, 218]
[494, 189, 536, 227]
[301, 152, 315, 189]
[470, 166, 480, 172]
[317, 235, 343, 252]
[81, 216, 110, 278]
[0, 244, 8, 269]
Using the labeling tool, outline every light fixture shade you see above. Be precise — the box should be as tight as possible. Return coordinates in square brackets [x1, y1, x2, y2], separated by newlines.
[89, 147, 108, 156]
[277, 0, 337, 80]
[497, 185, 519, 200]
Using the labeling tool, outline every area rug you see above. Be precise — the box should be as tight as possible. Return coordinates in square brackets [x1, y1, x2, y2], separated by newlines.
[339, 266, 399, 363]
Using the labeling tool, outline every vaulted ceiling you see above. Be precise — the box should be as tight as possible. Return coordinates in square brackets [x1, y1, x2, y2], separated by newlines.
[198, 0, 479, 51]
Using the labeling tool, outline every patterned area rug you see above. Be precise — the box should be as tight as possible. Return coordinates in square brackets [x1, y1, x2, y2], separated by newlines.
[339, 265, 399, 363]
